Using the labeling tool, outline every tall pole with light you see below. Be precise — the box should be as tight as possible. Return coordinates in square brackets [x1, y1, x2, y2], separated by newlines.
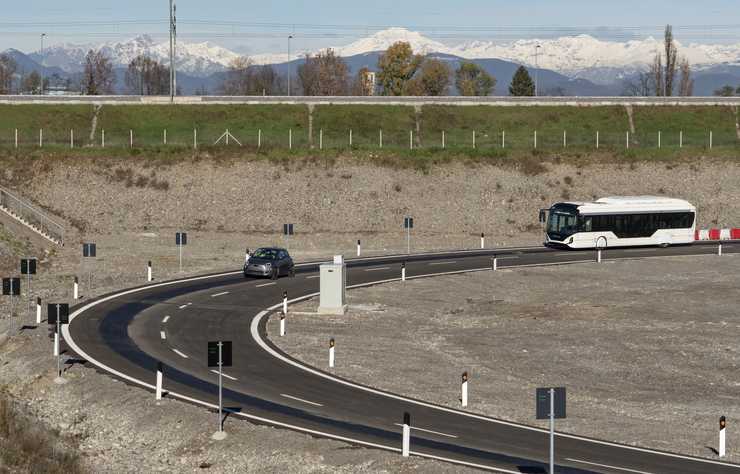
[534, 44, 541, 97]
[169, 0, 177, 101]
[287, 35, 293, 96]
[40, 33, 46, 95]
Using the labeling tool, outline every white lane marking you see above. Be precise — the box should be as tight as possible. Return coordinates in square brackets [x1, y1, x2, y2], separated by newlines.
[178, 303, 192, 309]
[171, 348, 189, 359]
[160, 331, 166, 340]
[428, 260, 457, 265]
[393, 423, 458, 439]
[305, 275, 320, 279]
[566, 458, 654, 474]
[280, 393, 324, 407]
[365, 266, 391, 271]
[162, 315, 170, 323]
[256, 282, 276, 287]
[494, 255, 519, 260]
[211, 291, 229, 297]
[210, 370, 237, 381]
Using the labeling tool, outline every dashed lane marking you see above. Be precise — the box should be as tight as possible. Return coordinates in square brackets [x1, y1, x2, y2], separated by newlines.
[160, 331, 166, 340]
[305, 275, 320, 279]
[211, 291, 229, 297]
[256, 282, 277, 287]
[365, 266, 391, 272]
[280, 393, 324, 407]
[178, 303, 192, 309]
[566, 458, 654, 474]
[210, 370, 238, 381]
[428, 261, 457, 265]
[172, 348, 189, 358]
[393, 423, 458, 439]
[162, 315, 170, 323]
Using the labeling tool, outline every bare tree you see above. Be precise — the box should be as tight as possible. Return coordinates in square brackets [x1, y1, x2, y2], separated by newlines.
[678, 57, 693, 96]
[21, 70, 42, 94]
[220, 56, 254, 95]
[298, 49, 349, 96]
[0, 54, 17, 94]
[651, 53, 664, 96]
[622, 71, 654, 96]
[125, 55, 169, 95]
[83, 50, 114, 95]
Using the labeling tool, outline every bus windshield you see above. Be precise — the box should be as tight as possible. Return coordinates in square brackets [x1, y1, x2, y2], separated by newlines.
[547, 209, 579, 239]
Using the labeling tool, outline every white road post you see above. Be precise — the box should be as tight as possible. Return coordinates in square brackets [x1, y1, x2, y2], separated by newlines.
[53, 330, 60, 356]
[282, 291, 288, 317]
[597, 248, 602, 263]
[626, 131, 630, 149]
[492, 256, 498, 271]
[658, 130, 661, 149]
[719, 243, 723, 256]
[73, 276, 79, 300]
[36, 297, 41, 325]
[226, 129, 230, 145]
[401, 262, 406, 282]
[402, 412, 411, 457]
[156, 362, 163, 401]
[329, 338, 335, 368]
[596, 130, 599, 149]
[720, 416, 727, 457]
[563, 130, 567, 148]
[710, 130, 713, 149]
[357, 239, 361, 257]
[461, 372, 469, 407]
[480, 233, 485, 249]
[147, 261, 153, 282]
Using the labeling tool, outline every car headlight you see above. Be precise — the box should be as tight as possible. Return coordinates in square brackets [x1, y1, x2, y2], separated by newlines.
[265, 263, 272, 268]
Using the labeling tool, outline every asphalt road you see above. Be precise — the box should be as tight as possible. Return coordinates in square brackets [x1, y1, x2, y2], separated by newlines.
[64, 241, 740, 473]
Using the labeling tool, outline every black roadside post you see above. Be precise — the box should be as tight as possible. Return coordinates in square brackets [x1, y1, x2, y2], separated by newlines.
[208, 340, 232, 440]
[3, 277, 21, 332]
[404, 216, 414, 254]
[283, 223, 294, 252]
[176, 232, 188, 273]
[21, 257, 37, 323]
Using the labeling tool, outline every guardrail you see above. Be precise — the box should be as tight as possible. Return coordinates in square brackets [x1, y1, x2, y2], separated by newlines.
[0, 95, 739, 106]
[0, 184, 64, 245]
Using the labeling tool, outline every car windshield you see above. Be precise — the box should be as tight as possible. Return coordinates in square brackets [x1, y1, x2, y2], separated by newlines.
[252, 248, 279, 260]
[547, 210, 579, 238]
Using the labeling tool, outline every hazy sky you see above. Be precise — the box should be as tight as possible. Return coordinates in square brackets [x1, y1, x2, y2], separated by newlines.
[2, 0, 738, 52]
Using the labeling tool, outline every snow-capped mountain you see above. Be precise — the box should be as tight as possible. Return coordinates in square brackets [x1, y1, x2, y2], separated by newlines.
[30, 35, 239, 77]
[23, 27, 740, 81]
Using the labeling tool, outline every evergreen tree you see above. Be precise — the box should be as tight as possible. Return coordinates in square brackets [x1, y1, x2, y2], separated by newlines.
[508, 66, 535, 96]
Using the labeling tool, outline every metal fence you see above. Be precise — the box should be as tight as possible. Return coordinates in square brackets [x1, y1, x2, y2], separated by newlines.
[0, 184, 64, 245]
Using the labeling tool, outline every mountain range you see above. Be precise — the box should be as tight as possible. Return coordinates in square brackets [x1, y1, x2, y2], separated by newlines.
[4, 27, 740, 96]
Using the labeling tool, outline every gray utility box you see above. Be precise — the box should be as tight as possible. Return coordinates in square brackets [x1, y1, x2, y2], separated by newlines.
[318, 255, 347, 315]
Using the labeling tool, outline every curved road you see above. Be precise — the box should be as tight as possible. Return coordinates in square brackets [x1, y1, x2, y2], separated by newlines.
[64, 242, 740, 473]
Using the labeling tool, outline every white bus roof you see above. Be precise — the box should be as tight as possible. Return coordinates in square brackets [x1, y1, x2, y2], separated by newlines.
[563, 196, 695, 214]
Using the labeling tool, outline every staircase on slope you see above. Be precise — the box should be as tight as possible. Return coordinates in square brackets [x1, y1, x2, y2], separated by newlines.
[0, 185, 64, 246]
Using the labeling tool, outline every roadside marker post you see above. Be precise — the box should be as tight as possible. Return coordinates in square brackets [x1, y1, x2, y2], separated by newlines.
[208, 340, 232, 440]
[283, 224, 294, 252]
[147, 261, 153, 282]
[480, 233, 485, 249]
[402, 412, 411, 457]
[73, 276, 79, 300]
[357, 239, 361, 257]
[21, 257, 37, 323]
[329, 338, 335, 368]
[36, 297, 41, 325]
[280, 313, 286, 337]
[401, 262, 406, 282]
[156, 362, 164, 401]
[536, 387, 566, 474]
[176, 232, 188, 273]
[597, 248, 602, 263]
[461, 372, 469, 407]
[2, 277, 21, 332]
[720, 416, 727, 457]
[596, 130, 599, 149]
[719, 243, 723, 256]
[403, 216, 414, 254]
[492, 256, 498, 272]
[48, 303, 70, 384]
[282, 291, 288, 316]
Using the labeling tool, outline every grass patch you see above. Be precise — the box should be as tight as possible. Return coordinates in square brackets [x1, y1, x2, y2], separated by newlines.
[0, 390, 85, 474]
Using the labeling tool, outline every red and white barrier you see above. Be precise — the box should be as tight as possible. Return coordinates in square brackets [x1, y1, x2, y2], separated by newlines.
[695, 228, 740, 241]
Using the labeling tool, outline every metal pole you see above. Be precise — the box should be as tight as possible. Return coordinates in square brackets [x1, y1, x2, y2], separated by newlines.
[535, 45, 541, 97]
[27, 272, 31, 322]
[287, 35, 293, 96]
[169, 0, 174, 102]
[218, 341, 223, 433]
[550, 388, 555, 474]
[40, 33, 46, 95]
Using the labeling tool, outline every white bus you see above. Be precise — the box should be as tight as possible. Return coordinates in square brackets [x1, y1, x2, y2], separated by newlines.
[541, 196, 696, 249]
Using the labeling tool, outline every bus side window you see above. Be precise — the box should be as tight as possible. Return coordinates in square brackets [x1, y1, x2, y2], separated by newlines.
[582, 217, 592, 232]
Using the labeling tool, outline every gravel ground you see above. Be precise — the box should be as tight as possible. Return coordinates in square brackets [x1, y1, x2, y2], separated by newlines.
[275, 254, 740, 463]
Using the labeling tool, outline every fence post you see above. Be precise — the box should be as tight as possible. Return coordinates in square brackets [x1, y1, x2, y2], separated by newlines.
[193, 128, 197, 149]
[101, 129, 105, 147]
[14, 128, 18, 148]
[349, 129, 352, 147]
[502, 130, 505, 148]
[534, 130, 537, 149]
[379, 129, 383, 148]
[70, 129, 74, 148]
[163, 129, 167, 145]
[409, 130, 413, 150]
[680, 130, 683, 148]
[563, 130, 567, 148]
[596, 130, 599, 149]
[258, 129, 262, 149]
[472, 130, 476, 149]
[442, 130, 445, 149]
[658, 130, 661, 149]
[289, 129, 292, 149]
[626, 131, 629, 149]
[39, 129, 43, 147]
[130, 129, 133, 148]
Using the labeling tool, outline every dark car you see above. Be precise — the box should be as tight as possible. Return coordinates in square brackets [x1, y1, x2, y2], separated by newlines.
[244, 247, 295, 279]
